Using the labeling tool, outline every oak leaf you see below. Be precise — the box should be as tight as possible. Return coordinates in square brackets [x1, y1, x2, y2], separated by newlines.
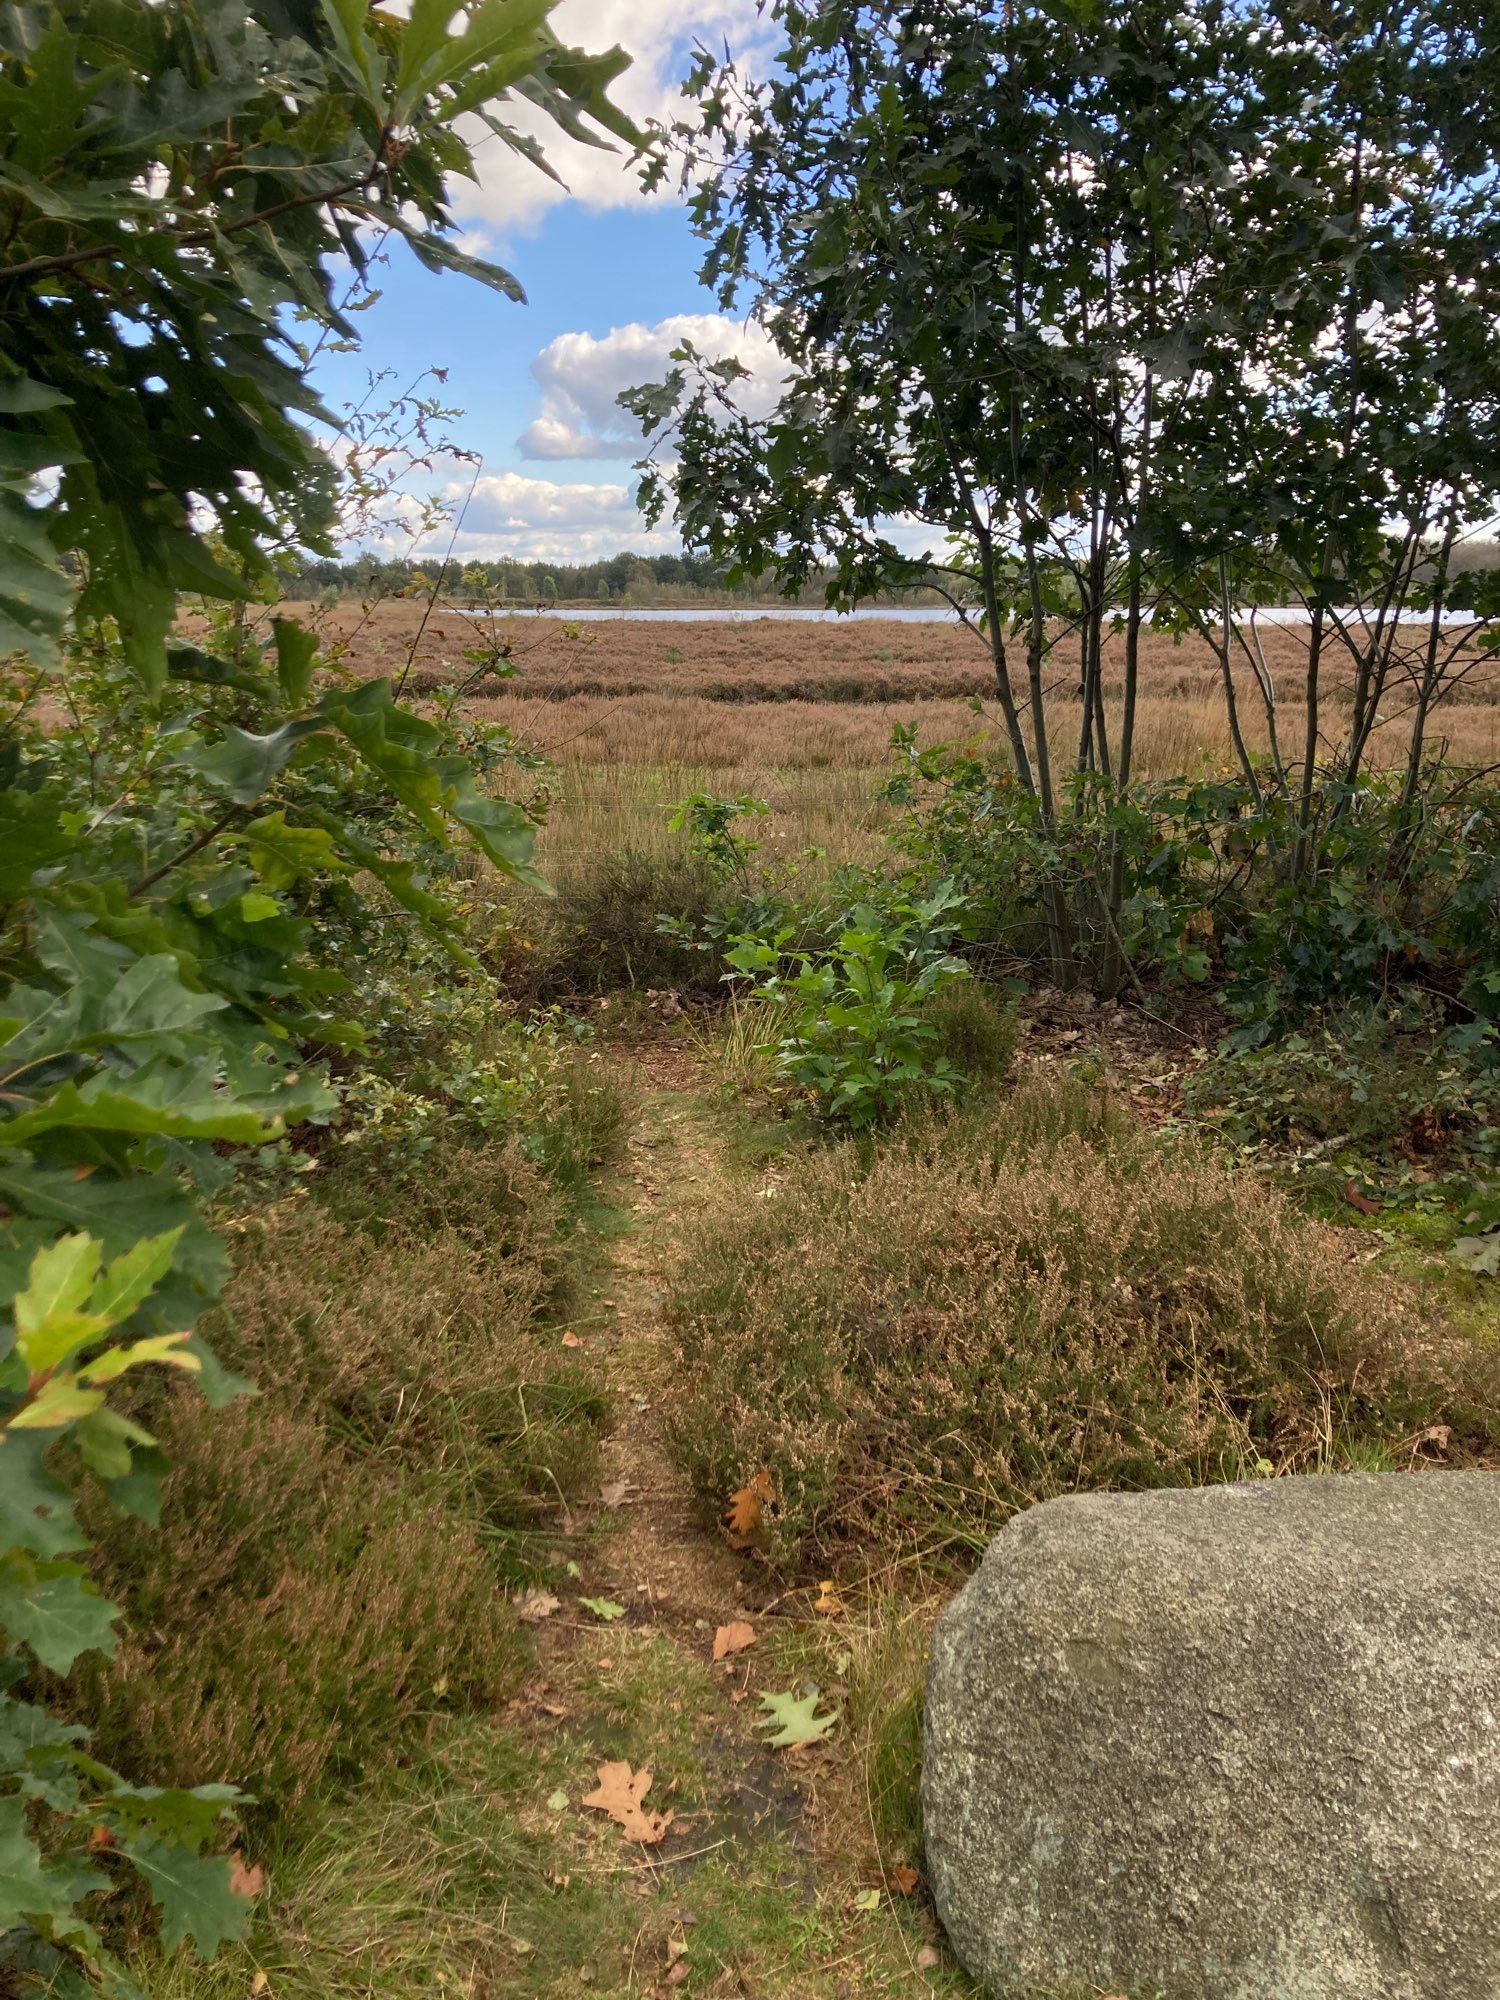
[227, 1855, 267, 1899]
[757, 1687, 839, 1749]
[581, 1761, 674, 1844]
[724, 1470, 775, 1540]
[711, 1620, 756, 1662]
[514, 1587, 561, 1623]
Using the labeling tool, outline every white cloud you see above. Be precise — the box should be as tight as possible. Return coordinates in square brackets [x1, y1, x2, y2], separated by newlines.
[456, 0, 777, 237]
[518, 311, 781, 459]
[411, 468, 674, 562]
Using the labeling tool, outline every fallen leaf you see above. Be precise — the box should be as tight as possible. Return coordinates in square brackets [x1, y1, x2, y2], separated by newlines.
[666, 1937, 688, 1962]
[581, 1761, 674, 1844]
[724, 1469, 775, 1539]
[888, 1862, 920, 1897]
[757, 1687, 840, 1749]
[599, 1479, 636, 1508]
[514, 1587, 561, 1624]
[852, 1887, 880, 1912]
[250, 1974, 270, 1996]
[916, 1945, 941, 1970]
[812, 1580, 843, 1617]
[228, 1856, 267, 1899]
[560, 1330, 583, 1348]
[711, 1620, 756, 1662]
[579, 1596, 626, 1621]
[665, 1963, 690, 1986]
[546, 1789, 570, 1811]
[1344, 1179, 1383, 1216]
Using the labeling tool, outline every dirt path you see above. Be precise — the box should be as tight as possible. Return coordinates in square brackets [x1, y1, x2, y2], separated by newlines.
[503, 1036, 963, 1998]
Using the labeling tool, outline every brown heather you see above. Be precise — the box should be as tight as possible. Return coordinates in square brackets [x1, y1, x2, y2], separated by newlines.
[666, 1077, 1500, 1565]
[76, 1138, 606, 1808]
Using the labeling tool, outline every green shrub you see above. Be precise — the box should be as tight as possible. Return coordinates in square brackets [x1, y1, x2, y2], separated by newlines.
[1187, 1009, 1500, 1177]
[725, 881, 975, 1127]
[666, 1077, 1499, 1562]
[503, 850, 731, 999]
[919, 979, 1020, 1083]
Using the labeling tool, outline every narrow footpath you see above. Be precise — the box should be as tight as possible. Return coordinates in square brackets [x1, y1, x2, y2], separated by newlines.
[502, 1036, 964, 1998]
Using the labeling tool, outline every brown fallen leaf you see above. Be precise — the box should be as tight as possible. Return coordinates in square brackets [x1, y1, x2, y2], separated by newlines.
[724, 1470, 775, 1540]
[599, 1479, 637, 1508]
[1344, 1178, 1383, 1216]
[582, 1761, 674, 1845]
[888, 1862, 920, 1897]
[711, 1619, 756, 1662]
[665, 1963, 690, 1987]
[560, 1330, 583, 1349]
[228, 1855, 267, 1899]
[514, 1587, 561, 1624]
[250, 1974, 270, 1996]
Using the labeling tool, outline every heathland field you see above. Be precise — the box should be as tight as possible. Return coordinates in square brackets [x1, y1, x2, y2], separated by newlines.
[286, 598, 1500, 878]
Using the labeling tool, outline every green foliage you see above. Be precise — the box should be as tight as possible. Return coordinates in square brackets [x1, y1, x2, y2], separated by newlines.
[1187, 1009, 1500, 1198]
[667, 1077, 1500, 1562]
[0, 0, 630, 1984]
[889, 730, 1500, 1031]
[637, 1, 1500, 995]
[725, 880, 973, 1128]
[666, 791, 768, 878]
[918, 979, 1019, 1086]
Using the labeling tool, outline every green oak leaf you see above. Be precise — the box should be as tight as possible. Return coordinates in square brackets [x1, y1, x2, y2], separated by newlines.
[121, 1838, 254, 1959]
[756, 1688, 840, 1750]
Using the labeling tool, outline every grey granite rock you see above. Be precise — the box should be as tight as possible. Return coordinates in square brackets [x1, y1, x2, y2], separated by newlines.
[922, 1473, 1500, 2000]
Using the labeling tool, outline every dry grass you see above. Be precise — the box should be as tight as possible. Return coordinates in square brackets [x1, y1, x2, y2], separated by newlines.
[666, 1074, 1500, 1565]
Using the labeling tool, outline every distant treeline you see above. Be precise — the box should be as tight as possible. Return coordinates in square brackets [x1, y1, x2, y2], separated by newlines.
[279, 540, 1500, 609]
[279, 550, 945, 606]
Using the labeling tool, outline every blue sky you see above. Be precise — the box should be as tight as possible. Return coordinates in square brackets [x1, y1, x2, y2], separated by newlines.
[308, 1, 782, 565]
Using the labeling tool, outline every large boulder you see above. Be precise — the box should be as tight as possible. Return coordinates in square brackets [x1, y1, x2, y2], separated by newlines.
[922, 1473, 1500, 2000]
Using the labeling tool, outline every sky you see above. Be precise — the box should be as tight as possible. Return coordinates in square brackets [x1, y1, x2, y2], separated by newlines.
[309, 1, 783, 568]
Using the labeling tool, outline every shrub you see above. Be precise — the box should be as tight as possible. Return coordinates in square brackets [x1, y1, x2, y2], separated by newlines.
[1187, 1009, 1500, 1179]
[73, 1136, 606, 1810]
[919, 978, 1020, 1084]
[725, 881, 976, 1127]
[78, 1403, 515, 1809]
[666, 1077, 1499, 1562]
[502, 849, 731, 999]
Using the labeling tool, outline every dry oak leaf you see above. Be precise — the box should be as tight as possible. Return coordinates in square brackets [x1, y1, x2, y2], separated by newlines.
[228, 1855, 267, 1899]
[1344, 1178, 1383, 1217]
[887, 1862, 920, 1897]
[560, 1330, 583, 1349]
[711, 1620, 756, 1662]
[724, 1470, 775, 1541]
[514, 1587, 561, 1624]
[582, 1761, 674, 1845]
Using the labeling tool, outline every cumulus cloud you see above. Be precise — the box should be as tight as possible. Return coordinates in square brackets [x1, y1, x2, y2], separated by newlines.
[455, 0, 777, 237]
[518, 311, 781, 460]
[409, 468, 675, 563]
